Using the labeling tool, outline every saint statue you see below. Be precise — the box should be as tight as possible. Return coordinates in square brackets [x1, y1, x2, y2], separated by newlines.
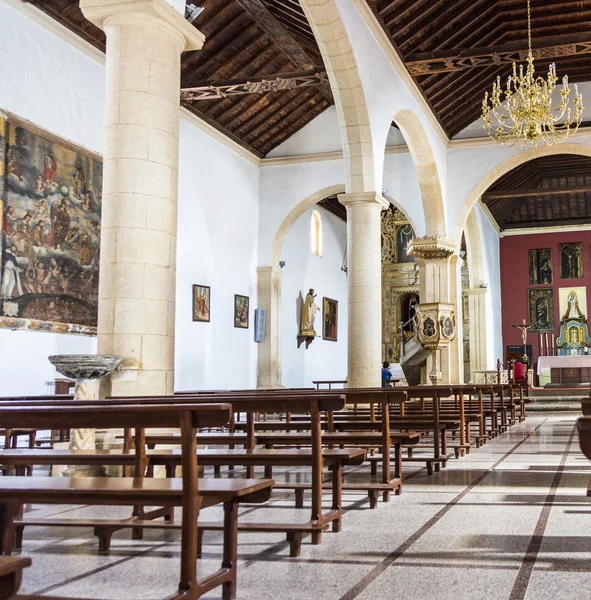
[300, 288, 320, 336]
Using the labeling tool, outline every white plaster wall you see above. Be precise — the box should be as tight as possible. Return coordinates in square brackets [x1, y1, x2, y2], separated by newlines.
[267, 107, 342, 157]
[175, 121, 260, 391]
[335, 0, 448, 203]
[383, 151, 425, 236]
[280, 207, 348, 387]
[258, 160, 345, 265]
[474, 204, 503, 365]
[0, 0, 260, 394]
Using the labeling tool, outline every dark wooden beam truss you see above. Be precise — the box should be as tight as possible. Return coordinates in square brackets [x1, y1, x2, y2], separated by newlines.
[406, 33, 591, 75]
[181, 70, 327, 100]
[235, 0, 333, 102]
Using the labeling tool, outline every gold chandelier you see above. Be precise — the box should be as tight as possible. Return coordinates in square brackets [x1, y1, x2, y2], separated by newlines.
[482, 0, 584, 147]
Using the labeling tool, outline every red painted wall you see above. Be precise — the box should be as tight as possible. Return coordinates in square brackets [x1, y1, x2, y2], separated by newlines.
[500, 230, 591, 367]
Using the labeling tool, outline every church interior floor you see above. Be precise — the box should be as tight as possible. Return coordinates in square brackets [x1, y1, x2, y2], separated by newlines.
[14, 412, 591, 600]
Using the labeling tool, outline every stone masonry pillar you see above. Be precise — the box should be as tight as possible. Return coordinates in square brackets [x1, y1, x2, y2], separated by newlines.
[338, 192, 389, 388]
[257, 266, 283, 388]
[410, 237, 462, 384]
[80, 0, 204, 395]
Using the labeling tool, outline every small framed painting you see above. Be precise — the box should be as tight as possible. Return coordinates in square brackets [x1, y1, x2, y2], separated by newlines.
[322, 297, 338, 341]
[234, 294, 249, 329]
[192, 285, 211, 322]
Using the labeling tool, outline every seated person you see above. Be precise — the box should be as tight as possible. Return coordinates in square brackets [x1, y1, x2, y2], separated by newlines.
[382, 361, 393, 388]
[513, 360, 526, 382]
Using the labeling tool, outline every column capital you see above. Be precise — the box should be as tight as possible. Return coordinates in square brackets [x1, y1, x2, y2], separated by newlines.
[337, 191, 389, 210]
[80, 0, 205, 51]
[408, 236, 457, 261]
[257, 265, 283, 279]
[464, 287, 488, 296]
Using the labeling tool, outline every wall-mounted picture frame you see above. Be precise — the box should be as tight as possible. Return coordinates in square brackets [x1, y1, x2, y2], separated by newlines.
[560, 242, 583, 279]
[192, 284, 210, 322]
[234, 294, 249, 329]
[322, 297, 338, 341]
[528, 248, 552, 285]
[528, 288, 554, 332]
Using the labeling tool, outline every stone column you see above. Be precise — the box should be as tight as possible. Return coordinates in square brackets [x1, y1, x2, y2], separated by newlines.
[465, 287, 489, 375]
[338, 192, 389, 388]
[80, 0, 204, 396]
[410, 237, 462, 384]
[257, 266, 283, 388]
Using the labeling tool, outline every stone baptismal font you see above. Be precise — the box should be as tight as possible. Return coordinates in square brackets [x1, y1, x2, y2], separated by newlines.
[49, 354, 121, 476]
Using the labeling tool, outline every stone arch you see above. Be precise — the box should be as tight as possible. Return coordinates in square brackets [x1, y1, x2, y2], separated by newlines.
[454, 143, 591, 244]
[270, 184, 346, 266]
[462, 208, 492, 374]
[383, 194, 420, 235]
[393, 109, 446, 237]
[463, 209, 486, 288]
[299, 0, 375, 193]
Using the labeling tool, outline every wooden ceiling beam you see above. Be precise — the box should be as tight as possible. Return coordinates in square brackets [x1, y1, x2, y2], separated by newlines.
[483, 185, 591, 200]
[406, 32, 591, 75]
[181, 70, 327, 100]
[235, 0, 332, 103]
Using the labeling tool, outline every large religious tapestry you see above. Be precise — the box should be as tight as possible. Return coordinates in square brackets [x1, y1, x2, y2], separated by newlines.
[0, 112, 102, 335]
[528, 248, 552, 285]
[528, 288, 554, 332]
[559, 243, 583, 279]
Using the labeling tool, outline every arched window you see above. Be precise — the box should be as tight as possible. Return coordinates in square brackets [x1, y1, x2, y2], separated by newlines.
[311, 209, 323, 256]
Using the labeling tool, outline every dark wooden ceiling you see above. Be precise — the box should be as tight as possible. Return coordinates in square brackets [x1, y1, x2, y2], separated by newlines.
[26, 0, 591, 153]
[369, 0, 591, 138]
[25, 0, 331, 158]
[482, 155, 591, 230]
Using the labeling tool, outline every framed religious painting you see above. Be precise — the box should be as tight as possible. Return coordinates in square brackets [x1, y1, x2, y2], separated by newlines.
[528, 288, 554, 332]
[322, 297, 338, 341]
[192, 284, 210, 322]
[528, 248, 552, 285]
[0, 111, 102, 336]
[559, 243, 583, 279]
[395, 224, 415, 263]
[234, 294, 249, 329]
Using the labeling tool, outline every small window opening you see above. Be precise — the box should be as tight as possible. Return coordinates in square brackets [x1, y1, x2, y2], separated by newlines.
[311, 209, 323, 256]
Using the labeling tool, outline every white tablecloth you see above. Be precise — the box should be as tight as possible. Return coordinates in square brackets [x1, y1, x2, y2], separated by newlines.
[537, 355, 591, 375]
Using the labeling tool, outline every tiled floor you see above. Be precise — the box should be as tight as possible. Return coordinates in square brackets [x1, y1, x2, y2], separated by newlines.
[14, 412, 591, 600]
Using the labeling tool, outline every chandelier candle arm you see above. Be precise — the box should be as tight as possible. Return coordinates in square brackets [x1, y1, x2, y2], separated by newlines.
[482, 0, 584, 147]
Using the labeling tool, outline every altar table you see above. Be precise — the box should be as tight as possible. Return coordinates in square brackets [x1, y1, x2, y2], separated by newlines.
[537, 355, 591, 385]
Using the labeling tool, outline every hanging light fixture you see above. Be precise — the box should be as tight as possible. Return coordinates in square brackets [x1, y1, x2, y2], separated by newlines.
[482, 0, 584, 147]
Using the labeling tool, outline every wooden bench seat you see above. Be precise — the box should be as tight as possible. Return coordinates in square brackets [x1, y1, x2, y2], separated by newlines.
[6, 476, 272, 555]
[0, 555, 31, 600]
[0, 401, 256, 600]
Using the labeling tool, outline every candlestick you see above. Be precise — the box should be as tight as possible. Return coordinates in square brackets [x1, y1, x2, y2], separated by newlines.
[545, 333, 549, 355]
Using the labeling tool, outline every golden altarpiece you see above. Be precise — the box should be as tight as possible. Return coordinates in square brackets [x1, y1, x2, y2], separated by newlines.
[381, 206, 419, 363]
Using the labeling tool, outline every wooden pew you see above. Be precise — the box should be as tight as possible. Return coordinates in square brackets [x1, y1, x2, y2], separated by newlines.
[0, 393, 360, 557]
[0, 556, 31, 600]
[577, 416, 591, 500]
[0, 402, 272, 600]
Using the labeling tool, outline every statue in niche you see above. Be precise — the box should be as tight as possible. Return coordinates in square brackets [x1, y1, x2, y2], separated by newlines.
[300, 288, 320, 336]
[563, 290, 584, 320]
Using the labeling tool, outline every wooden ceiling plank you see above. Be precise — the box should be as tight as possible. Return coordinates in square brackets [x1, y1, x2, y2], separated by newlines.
[182, 32, 270, 86]
[245, 91, 322, 146]
[400, 0, 488, 56]
[237, 89, 316, 139]
[483, 185, 591, 200]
